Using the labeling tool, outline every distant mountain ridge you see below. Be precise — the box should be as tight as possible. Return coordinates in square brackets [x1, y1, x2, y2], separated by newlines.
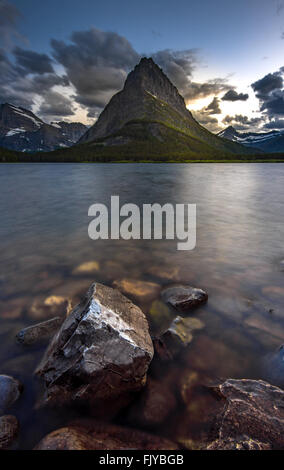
[0, 103, 87, 152]
[78, 57, 254, 158]
[217, 126, 284, 153]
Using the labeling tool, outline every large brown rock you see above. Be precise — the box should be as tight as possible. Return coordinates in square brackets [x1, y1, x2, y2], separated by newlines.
[36, 282, 154, 407]
[208, 378, 284, 450]
[35, 420, 178, 450]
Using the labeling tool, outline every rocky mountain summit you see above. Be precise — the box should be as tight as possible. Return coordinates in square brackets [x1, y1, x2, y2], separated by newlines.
[78, 57, 254, 158]
[218, 125, 284, 153]
[0, 103, 87, 152]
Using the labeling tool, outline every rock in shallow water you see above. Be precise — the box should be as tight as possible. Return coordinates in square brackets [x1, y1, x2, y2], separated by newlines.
[34, 419, 178, 450]
[16, 317, 63, 345]
[0, 415, 19, 449]
[36, 282, 154, 407]
[0, 375, 23, 413]
[161, 285, 208, 312]
[113, 278, 160, 304]
[161, 316, 204, 357]
[28, 295, 70, 320]
[128, 377, 177, 427]
[207, 378, 284, 449]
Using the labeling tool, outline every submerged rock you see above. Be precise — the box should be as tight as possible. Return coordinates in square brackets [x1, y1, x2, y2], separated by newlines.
[152, 337, 173, 362]
[16, 317, 63, 345]
[161, 316, 204, 357]
[35, 419, 178, 450]
[28, 295, 70, 320]
[262, 344, 284, 388]
[161, 285, 208, 312]
[146, 265, 181, 281]
[113, 278, 160, 304]
[72, 261, 100, 275]
[0, 415, 19, 449]
[128, 378, 177, 427]
[0, 375, 23, 413]
[148, 300, 173, 332]
[208, 378, 284, 449]
[36, 282, 154, 407]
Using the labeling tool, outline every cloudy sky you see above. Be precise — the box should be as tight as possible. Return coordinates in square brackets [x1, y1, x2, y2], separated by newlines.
[1, 0, 284, 132]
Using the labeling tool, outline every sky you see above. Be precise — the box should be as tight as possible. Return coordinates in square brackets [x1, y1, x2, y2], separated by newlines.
[1, 0, 284, 132]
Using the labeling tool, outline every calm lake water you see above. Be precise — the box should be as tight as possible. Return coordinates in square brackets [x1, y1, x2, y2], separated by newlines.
[0, 163, 284, 449]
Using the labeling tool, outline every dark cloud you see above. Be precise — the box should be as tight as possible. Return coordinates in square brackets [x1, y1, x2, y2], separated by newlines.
[205, 96, 221, 114]
[252, 68, 284, 119]
[222, 89, 249, 101]
[259, 89, 284, 116]
[13, 47, 54, 75]
[0, 84, 32, 108]
[252, 71, 283, 99]
[13, 73, 69, 94]
[0, 0, 21, 46]
[0, 47, 20, 83]
[222, 114, 263, 131]
[152, 49, 197, 89]
[151, 50, 233, 103]
[51, 28, 140, 109]
[192, 97, 222, 132]
[263, 119, 284, 129]
[182, 78, 232, 102]
[192, 109, 220, 132]
[38, 90, 75, 117]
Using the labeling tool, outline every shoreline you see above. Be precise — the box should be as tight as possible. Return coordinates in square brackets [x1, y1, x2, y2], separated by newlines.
[1, 159, 284, 164]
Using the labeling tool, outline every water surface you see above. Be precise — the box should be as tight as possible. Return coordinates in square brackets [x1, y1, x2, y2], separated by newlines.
[0, 163, 284, 448]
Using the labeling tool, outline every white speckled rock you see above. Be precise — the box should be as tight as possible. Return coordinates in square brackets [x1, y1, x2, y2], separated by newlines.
[36, 282, 154, 407]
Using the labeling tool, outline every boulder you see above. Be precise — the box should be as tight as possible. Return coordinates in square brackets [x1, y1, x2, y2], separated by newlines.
[161, 285, 208, 312]
[35, 419, 178, 450]
[208, 378, 284, 449]
[0, 415, 19, 449]
[113, 278, 160, 304]
[36, 282, 154, 407]
[16, 317, 63, 345]
[161, 316, 204, 357]
[0, 375, 23, 413]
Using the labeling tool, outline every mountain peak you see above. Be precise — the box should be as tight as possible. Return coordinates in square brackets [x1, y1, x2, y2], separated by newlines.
[79, 57, 194, 143]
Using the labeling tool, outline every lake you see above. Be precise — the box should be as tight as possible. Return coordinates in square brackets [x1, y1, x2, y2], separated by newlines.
[0, 163, 284, 449]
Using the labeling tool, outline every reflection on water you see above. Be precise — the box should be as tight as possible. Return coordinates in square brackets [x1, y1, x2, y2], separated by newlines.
[0, 163, 284, 448]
